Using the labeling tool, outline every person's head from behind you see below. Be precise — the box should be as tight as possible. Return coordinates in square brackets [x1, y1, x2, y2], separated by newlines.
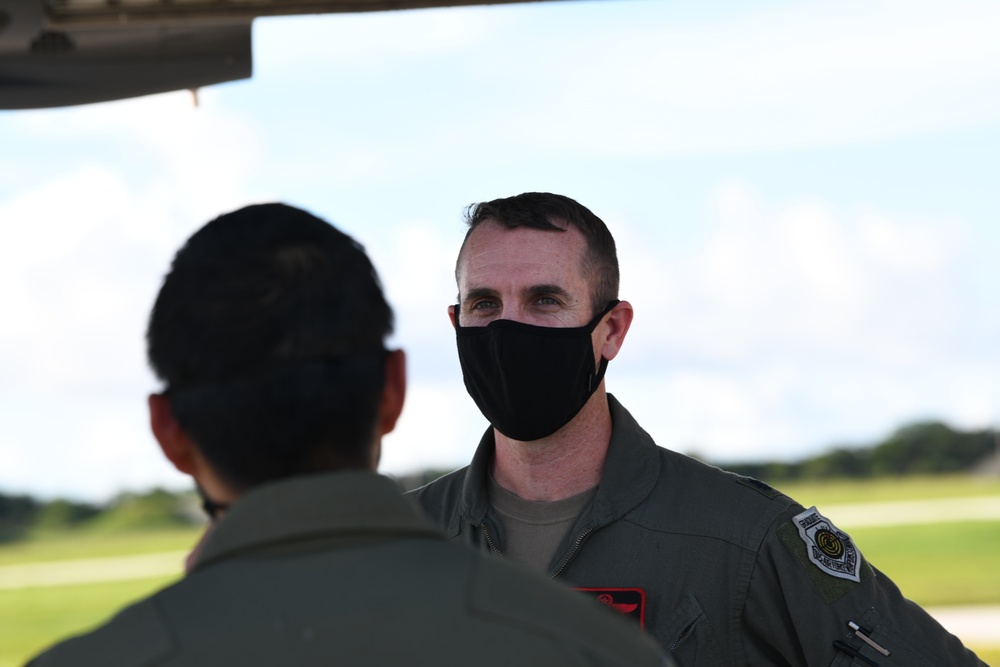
[146, 203, 403, 504]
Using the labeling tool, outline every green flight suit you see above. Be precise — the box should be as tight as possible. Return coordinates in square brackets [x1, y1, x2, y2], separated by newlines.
[28, 470, 668, 667]
[412, 395, 987, 666]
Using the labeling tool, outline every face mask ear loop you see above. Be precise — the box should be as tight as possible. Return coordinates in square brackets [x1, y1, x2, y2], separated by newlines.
[586, 299, 621, 389]
[589, 356, 611, 393]
[586, 299, 621, 333]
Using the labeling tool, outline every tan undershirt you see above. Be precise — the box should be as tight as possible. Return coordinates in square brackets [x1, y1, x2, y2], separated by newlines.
[487, 473, 598, 573]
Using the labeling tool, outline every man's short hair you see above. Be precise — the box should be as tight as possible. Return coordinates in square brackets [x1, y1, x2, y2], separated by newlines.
[146, 203, 393, 491]
[459, 192, 620, 314]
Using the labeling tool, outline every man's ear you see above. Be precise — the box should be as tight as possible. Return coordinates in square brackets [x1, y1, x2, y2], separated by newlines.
[148, 394, 198, 476]
[377, 349, 407, 437]
[596, 300, 634, 362]
[447, 304, 457, 330]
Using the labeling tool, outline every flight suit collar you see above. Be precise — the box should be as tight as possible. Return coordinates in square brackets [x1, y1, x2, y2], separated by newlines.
[590, 394, 661, 525]
[458, 427, 495, 526]
[192, 469, 443, 572]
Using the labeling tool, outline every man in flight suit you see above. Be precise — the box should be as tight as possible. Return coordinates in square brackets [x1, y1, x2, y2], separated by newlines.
[412, 192, 986, 666]
[28, 203, 668, 667]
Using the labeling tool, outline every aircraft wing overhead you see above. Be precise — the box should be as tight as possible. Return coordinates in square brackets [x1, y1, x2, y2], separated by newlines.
[0, 0, 557, 110]
[0, 20, 253, 110]
[39, 0, 550, 24]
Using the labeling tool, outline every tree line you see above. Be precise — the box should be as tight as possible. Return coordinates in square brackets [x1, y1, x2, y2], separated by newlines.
[0, 488, 202, 543]
[719, 420, 998, 482]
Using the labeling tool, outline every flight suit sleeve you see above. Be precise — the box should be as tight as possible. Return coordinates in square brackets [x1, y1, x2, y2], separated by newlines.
[740, 505, 986, 667]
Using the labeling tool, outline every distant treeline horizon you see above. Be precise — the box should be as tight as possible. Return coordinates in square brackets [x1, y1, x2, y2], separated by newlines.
[2, 419, 997, 543]
[715, 420, 998, 483]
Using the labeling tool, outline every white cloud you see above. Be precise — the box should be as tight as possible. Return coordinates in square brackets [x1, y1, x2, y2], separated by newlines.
[12, 90, 267, 223]
[370, 219, 462, 340]
[617, 180, 973, 365]
[0, 91, 270, 388]
[0, 93, 269, 500]
[858, 210, 961, 271]
[0, 167, 160, 391]
[611, 181, 997, 461]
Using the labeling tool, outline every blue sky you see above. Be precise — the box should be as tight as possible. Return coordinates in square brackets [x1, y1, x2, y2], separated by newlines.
[2, 0, 999, 501]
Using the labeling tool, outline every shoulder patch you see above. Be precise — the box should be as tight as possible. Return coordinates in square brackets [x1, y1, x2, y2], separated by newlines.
[777, 510, 872, 604]
[735, 475, 782, 499]
[792, 506, 861, 583]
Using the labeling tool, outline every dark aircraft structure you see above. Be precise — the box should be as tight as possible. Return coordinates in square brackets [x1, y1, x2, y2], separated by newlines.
[0, 0, 550, 110]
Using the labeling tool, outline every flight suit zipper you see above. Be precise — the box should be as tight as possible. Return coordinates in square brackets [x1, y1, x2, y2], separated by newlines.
[481, 522, 503, 556]
[552, 526, 595, 579]
[481, 520, 596, 577]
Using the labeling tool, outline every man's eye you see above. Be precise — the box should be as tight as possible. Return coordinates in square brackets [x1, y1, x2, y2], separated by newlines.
[536, 297, 559, 306]
[471, 300, 497, 311]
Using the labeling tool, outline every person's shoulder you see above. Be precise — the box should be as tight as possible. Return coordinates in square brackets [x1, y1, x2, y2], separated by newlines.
[610, 396, 797, 518]
[633, 448, 800, 545]
[407, 466, 469, 520]
[464, 550, 666, 666]
[27, 596, 172, 667]
[409, 466, 469, 497]
[660, 447, 795, 505]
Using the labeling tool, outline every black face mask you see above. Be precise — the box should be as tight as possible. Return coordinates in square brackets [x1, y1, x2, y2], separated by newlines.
[195, 483, 229, 520]
[455, 301, 619, 442]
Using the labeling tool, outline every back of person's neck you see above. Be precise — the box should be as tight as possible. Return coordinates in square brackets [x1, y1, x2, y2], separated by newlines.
[492, 389, 611, 502]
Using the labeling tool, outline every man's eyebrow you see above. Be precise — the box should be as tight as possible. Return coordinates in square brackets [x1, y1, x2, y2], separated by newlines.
[460, 287, 499, 305]
[523, 284, 572, 301]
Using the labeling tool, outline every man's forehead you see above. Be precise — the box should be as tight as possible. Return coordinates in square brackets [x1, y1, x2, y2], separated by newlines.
[456, 220, 591, 297]
[461, 215, 572, 251]
[459, 220, 583, 266]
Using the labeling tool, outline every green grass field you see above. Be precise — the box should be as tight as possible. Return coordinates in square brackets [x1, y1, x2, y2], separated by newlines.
[852, 521, 1000, 606]
[0, 575, 181, 666]
[777, 474, 1000, 505]
[2, 477, 998, 666]
[0, 527, 202, 567]
[0, 528, 200, 666]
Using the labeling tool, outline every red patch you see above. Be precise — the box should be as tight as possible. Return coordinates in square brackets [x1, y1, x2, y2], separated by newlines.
[574, 587, 646, 628]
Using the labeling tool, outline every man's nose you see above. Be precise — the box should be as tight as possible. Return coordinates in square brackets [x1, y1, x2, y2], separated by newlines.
[498, 303, 532, 324]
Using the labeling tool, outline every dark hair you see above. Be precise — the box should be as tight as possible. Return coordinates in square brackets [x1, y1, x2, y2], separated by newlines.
[146, 203, 393, 490]
[459, 192, 619, 313]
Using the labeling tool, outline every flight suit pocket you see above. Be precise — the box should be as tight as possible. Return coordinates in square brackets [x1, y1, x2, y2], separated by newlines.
[657, 594, 719, 664]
